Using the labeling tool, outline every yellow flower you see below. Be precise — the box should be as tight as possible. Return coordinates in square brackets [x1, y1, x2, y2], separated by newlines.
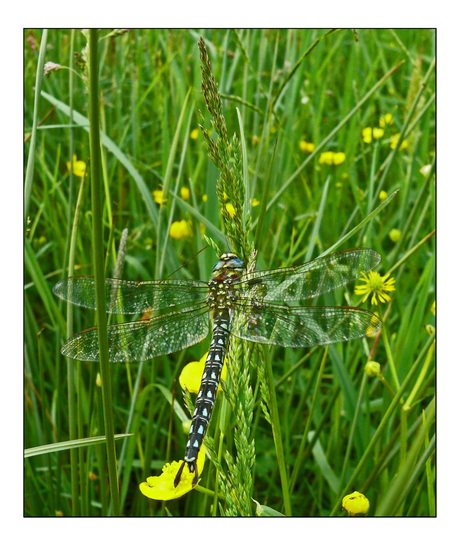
[190, 128, 199, 140]
[333, 152, 345, 165]
[153, 189, 166, 206]
[66, 154, 86, 177]
[364, 361, 382, 378]
[226, 203, 236, 218]
[319, 151, 346, 166]
[355, 271, 396, 305]
[180, 187, 190, 200]
[139, 446, 206, 501]
[362, 127, 373, 144]
[379, 190, 388, 201]
[250, 198, 260, 207]
[362, 127, 384, 143]
[389, 228, 401, 242]
[202, 194, 208, 202]
[390, 134, 408, 150]
[299, 140, 315, 153]
[179, 352, 227, 394]
[379, 113, 393, 127]
[319, 151, 334, 165]
[170, 220, 193, 240]
[342, 491, 370, 516]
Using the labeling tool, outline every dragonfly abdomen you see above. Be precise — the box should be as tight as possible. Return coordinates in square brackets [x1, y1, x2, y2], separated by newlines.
[175, 310, 231, 486]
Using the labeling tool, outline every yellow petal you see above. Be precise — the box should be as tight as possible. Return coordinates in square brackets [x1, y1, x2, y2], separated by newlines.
[139, 447, 206, 501]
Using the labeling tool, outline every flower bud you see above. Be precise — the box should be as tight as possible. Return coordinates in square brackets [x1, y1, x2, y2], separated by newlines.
[342, 491, 370, 516]
[365, 361, 381, 378]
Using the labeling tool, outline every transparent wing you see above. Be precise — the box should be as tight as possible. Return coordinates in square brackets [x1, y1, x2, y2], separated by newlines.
[236, 248, 380, 303]
[53, 277, 208, 314]
[60, 305, 210, 362]
[231, 303, 381, 347]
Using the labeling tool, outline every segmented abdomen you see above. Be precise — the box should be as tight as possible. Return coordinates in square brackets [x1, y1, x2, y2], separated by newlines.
[182, 310, 230, 478]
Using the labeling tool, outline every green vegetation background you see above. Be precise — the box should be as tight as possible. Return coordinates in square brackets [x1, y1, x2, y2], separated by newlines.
[24, 28, 435, 516]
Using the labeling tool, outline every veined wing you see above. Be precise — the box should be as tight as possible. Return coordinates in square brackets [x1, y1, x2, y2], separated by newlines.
[53, 277, 208, 314]
[235, 248, 380, 303]
[60, 304, 210, 362]
[231, 303, 382, 347]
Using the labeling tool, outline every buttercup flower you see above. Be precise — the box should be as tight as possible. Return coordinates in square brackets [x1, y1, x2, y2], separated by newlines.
[390, 134, 408, 150]
[179, 352, 227, 394]
[153, 189, 166, 206]
[319, 151, 345, 166]
[362, 127, 384, 144]
[355, 271, 396, 305]
[332, 152, 345, 165]
[66, 154, 86, 177]
[342, 491, 370, 516]
[190, 128, 199, 140]
[139, 446, 206, 501]
[379, 190, 388, 201]
[180, 187, 190, 200]
[299, 140, 315, 153]
[170, 220, 193, 240]
[379, 113, 393, 127]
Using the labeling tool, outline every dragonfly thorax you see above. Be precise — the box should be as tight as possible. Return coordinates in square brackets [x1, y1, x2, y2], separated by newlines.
[207, 253, 245, 311]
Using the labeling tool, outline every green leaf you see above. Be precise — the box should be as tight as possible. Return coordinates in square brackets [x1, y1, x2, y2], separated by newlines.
[24, 434, 133, 458]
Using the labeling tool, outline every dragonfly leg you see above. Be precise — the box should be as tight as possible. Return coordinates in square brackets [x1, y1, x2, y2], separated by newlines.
[174, 460, 186, 487]
[174, 459, 199, 488]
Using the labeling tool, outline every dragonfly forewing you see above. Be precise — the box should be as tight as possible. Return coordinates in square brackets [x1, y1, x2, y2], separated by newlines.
[236, 248, 381, 303]
[53, 276, 208, 314]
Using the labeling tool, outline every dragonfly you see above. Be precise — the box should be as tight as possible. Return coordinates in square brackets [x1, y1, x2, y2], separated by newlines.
[54, 247, 382, 486]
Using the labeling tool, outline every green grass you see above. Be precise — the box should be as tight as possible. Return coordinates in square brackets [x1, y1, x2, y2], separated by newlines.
[24, 28, 435, 517]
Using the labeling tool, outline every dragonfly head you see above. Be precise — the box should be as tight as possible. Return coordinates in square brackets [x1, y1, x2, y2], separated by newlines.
[212, 253, 246, 275]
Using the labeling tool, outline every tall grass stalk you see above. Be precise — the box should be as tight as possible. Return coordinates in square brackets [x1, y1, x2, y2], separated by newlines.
[24, 29, 48, 222]
[87, 29, 120, 515]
